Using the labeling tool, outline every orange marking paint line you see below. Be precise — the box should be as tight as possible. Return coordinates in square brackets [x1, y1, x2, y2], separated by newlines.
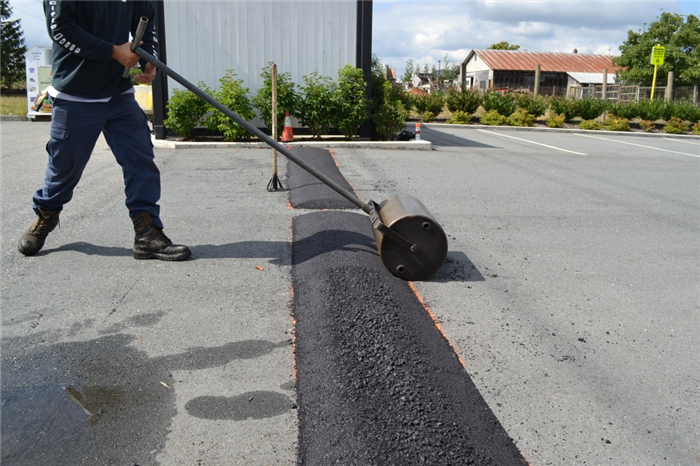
[409, 282, 533, 466]
[289, 219, 298, 384]
[408, 282, 466, 368]
[290, 285, 298, 383]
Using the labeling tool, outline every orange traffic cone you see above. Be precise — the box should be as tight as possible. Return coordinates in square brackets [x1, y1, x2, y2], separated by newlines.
[281, 111, 294, 142]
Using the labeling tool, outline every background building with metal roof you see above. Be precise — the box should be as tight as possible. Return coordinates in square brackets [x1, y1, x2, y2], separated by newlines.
[459, 50, 617, 96]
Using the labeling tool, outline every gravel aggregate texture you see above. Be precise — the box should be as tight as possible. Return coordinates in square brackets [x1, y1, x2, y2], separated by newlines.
[292, 210, 527, 465]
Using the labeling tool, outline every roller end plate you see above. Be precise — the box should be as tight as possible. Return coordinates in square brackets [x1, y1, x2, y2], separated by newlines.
[370, 195, 448, 281]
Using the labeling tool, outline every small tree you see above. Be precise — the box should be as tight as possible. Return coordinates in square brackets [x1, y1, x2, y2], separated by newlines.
[514, 93, 547, 117]
[205, 70, 256, 141]
[572, 97, 610, 120]
[488, 41, 521, 51]
[614, 13, 700, 86]
[482, 91, 517, 116]
[1, 0, 27, 89]
[403, 59, 415, 85]
[446, 85, 482, 114]
[425, 91, 445, 115]
[298, 71, 337, 139]
[333, 64, 368, 139]
[164, 83, 211, 140]
[547, 96, 577, 120]
[440, 54, 459, 82]
[412, 92, 444, 119]
[252, 63, 299, 133]
[373, 83, 408, 140]
[370, 54, 387, 113]
[635, 98, 666, 121]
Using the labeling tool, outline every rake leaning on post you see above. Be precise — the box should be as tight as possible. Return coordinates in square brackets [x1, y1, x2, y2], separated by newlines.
[19, 0, 190, 261]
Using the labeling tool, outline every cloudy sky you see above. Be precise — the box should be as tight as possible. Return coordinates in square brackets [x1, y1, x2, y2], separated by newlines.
[9, 0, 700, 78]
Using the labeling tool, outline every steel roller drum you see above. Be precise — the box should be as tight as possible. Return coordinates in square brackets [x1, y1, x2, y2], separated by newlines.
[372, 194, 448, 281]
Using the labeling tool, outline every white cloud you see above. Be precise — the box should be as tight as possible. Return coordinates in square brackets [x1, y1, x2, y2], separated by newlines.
[373, 0, 695, 77]
[10, 0, 699, 80]
[469, 0, 681, 28]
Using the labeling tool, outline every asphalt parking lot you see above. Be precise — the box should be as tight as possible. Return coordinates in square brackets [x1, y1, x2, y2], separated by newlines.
[340, 124, 700, 465]
[2, 120, 699, 465]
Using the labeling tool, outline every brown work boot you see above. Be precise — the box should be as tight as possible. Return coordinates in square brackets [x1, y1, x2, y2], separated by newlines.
[132, 212, 191, 261]
[18, 208, 61, 256]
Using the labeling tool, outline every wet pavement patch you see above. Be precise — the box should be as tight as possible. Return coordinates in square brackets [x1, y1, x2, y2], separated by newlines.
[186, 390, 293, 420]
[1, 333, 291, 465]
[286, 147, 359, 210]
[292, 211, 527, 465]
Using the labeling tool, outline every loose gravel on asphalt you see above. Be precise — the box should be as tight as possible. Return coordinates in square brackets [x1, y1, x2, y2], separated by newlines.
[287, 149, 527, 465]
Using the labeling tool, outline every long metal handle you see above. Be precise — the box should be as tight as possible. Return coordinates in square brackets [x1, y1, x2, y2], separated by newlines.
[137, 47, 372, 214]
[123, 17, 149, 78]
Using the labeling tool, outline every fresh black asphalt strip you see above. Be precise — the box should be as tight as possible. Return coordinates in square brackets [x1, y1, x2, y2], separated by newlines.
[286, 147, 358, 210]
[289, 148, 527, 465]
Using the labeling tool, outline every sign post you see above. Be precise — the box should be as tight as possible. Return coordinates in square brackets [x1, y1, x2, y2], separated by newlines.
[25, 45, 53, 118]
[650, 44, 665, 101]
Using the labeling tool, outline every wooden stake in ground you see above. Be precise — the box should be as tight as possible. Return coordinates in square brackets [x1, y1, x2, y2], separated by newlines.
[268, 63, 284, 191]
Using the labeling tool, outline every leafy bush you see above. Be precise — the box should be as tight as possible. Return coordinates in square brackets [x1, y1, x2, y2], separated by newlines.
[370, 54, 387, 113]
[573, 98, 609, 120]
[482, 91, 517, 116]
[164, 83, 211, 140]
[480, 109, 507, 125]
[333, 64, 369, 138]
[413, 92, 446, 116]
[692, 121, 700, 135]
[602, 114, 630, 131]
[663, 100, 700, 123]
[507, 108, 535, 127]
[579, 119, 601, 130]
[426, 92, 446, 115]
[373, 89, 409, 140]
[636, 99, 665, 121]
[252, 63, 299, 134]
[421, 111, 435, 122]
[446, 86, 482, 114]
[639, 120, 656, 132]
[545, 112, 566, 128]
[205, 71, 256, 141]
[607, 101, 638, 120]
[402, 93, 417, 114]
[547, 96, 576, 120]
[298, 71, 338, 139]
[448, 111, 472, 124]
[663, 117, 689, 134]
[386, 84, 413, 112]
[412, 93, 429, 114]
[515, 93, 547, 117]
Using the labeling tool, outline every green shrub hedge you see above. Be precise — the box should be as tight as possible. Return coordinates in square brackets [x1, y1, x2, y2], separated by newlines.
[164, 68, 700, 138]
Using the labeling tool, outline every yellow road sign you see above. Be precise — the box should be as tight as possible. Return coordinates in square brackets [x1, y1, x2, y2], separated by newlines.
[651, 45, 665, 65]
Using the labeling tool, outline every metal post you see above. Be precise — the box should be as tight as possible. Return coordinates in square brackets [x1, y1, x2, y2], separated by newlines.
[665, 71, 674, 101]
[534, 64, 540, 96]
[602, 69, 608, 100]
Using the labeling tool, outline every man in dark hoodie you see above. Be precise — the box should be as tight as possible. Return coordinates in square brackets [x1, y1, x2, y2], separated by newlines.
[19, 0, 191, 261]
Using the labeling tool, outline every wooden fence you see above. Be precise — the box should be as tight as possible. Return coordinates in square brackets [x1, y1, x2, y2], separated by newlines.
[570, 84, 699, 104]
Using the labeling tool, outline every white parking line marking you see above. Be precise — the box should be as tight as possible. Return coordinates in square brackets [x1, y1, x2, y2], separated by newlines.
[576, 133, 700, 158]
[478, 129, 587, 155]
[663, 137, 700, 147]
